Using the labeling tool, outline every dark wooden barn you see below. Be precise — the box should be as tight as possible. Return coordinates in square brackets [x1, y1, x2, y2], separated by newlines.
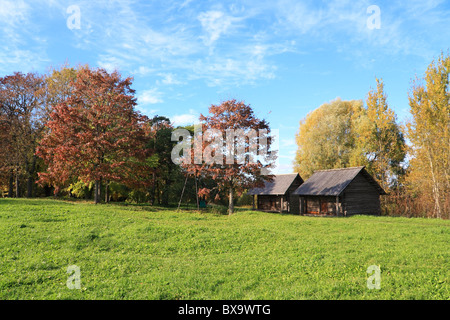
[248, 174, 304, 214]
[293, 166, 386, 216]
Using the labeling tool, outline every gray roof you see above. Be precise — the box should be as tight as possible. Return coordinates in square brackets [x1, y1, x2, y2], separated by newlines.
[248, 174, 302, 195]
[293, 166, 386, 196]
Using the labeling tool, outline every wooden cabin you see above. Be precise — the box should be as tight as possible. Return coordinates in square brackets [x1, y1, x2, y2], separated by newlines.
[293, 166, 386, 216]
[248, 174, 304, 214]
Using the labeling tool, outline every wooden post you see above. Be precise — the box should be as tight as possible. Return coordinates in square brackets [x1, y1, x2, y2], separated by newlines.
[252, 195, 255, 210]
[280, 197, 283, 213]
[177, 174, 189, 211]
[336, 196, 340, 217]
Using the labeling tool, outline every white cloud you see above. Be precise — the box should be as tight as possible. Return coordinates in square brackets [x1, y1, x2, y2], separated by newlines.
[134, 66, 155, 76]
[138, 88, 163, 105]
[189, 55, 276, 87]
[198, 10, 242, 46]
[3, 0, 444, 92]
[158, 73, 183, 85]
[171, 109, 199, 126]
[136, 107, 158, 117]
[31, 1, 284, 87]
[0, 0, 49, 73]
[276, 0, 323, 34]
[97, 55, 124, 73]
[0, 0, 29, 26]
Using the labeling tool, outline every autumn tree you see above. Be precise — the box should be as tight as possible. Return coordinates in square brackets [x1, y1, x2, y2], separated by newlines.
[293, 98, 365, 177]
[0, 112, 13, 196]
[41, 64, 78, 124]
[353, 78, 406, 192]
[0, 72, 44, 198]
[37, 67, 152, 204]
[179, 100, 276, 214]
[406, 52, 450, 219]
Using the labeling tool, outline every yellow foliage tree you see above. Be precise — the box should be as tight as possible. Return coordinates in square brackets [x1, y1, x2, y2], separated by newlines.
[293, 98, 365, 178]
[294, 87, 406, 198]
[406, 52, 450, 219]
[354, 78, 406, 192]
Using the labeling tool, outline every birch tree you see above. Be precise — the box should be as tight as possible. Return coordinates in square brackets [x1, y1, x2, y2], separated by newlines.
[406, 52, 450, 218]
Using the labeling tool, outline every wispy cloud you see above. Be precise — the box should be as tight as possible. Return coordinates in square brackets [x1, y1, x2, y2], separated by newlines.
[0, 0, 49, 73]
[171, 109, 199, 126]
[271, 0, 449, 60]
[197, 10, 243, 46]
[157, 73, 184, 85]
[2, 0, 449, 94]
[53, 1, 288, 89]
[138, 88, 164, 105]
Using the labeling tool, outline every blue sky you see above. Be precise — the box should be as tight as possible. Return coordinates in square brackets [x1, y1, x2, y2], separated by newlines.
[1, 0, 449, 173]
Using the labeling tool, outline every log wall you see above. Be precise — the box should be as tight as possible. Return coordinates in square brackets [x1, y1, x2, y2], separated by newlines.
[342, 174, 381, 215]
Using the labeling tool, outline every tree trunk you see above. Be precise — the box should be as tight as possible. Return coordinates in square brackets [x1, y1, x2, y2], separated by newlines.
[161, 183, 169, 206]
[26, 155, 37, 198]
[85, 185, 91, 200]
[157, 182, 161, 205]
[27, 177, 33, 198]
[161, 166, 172, 206]
[228, 186, 234, 215]
[151, 172, 156, 205]
[15, 171, 20, 198]
[94, 180, 101, 204]
[427, 150, 442, 219]
[105, 180, 109, 203]
[8, 171, 14, 198]
[195, 175, 199, 210]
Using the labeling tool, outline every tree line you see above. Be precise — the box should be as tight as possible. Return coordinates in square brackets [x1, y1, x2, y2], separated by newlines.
[1, 52, 448, 218]
[0, 65, 193, 206]
[293, 52, 450, 219]
[0, 64, 271, 213]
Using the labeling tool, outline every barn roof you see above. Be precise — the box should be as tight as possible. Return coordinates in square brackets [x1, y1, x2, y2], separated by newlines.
[248, 173, 303, 196]
[293, 166, 386, 196]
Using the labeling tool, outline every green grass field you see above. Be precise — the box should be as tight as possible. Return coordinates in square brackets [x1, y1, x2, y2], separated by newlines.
[0, 198, 448, 300]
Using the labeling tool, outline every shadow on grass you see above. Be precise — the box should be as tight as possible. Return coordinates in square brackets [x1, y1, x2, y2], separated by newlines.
[0, 197, 76, 206]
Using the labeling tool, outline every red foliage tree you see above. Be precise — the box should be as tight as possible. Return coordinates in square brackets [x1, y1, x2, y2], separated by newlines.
[181, 100, 276, 214]
[36, 67, 152, 203]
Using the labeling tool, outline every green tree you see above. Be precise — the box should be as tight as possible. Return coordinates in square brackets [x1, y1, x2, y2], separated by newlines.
[293, 98, 365, 177]
[146, 116, 179, 206]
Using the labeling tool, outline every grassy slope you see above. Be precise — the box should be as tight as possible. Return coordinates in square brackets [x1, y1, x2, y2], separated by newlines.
[0, 198, 448, 300]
